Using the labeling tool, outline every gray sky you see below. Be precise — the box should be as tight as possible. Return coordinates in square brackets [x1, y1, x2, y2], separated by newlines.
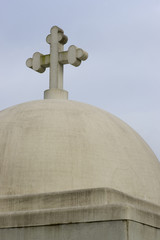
[0, 0, 160, 160]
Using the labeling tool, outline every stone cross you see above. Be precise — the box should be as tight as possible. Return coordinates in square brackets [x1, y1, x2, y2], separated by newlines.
[26, 26, 88, 99]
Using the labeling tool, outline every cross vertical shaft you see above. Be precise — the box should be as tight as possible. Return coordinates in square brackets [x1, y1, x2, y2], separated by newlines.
[49, 27, 64, 89]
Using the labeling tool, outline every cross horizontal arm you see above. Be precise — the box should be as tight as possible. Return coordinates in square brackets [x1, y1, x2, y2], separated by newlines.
[26, 53, 50, 73]
[26, 45, 88, 73]
[59, 45, 88, 66]
[59, 45, 88, 67]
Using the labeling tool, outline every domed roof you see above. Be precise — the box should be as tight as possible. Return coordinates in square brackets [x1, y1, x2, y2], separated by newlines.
[0, 99, 160, 205]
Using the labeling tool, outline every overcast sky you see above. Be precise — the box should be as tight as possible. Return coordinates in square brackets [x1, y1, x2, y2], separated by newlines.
[0, 0, 160, 160]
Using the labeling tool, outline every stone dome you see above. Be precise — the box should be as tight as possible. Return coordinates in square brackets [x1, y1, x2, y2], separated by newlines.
[0, 99, 160, 205]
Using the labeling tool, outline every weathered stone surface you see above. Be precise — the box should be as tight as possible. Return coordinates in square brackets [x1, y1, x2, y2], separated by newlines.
[128, 221, 160, 240]
[0, 220, 160, 240]
[0, 100, 160, 206]
[0, 188, 160, 229]
[0, 221, 127, 240]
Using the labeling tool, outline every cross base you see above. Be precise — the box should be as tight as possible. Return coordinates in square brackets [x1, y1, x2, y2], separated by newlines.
[44, 88, 68, 100]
